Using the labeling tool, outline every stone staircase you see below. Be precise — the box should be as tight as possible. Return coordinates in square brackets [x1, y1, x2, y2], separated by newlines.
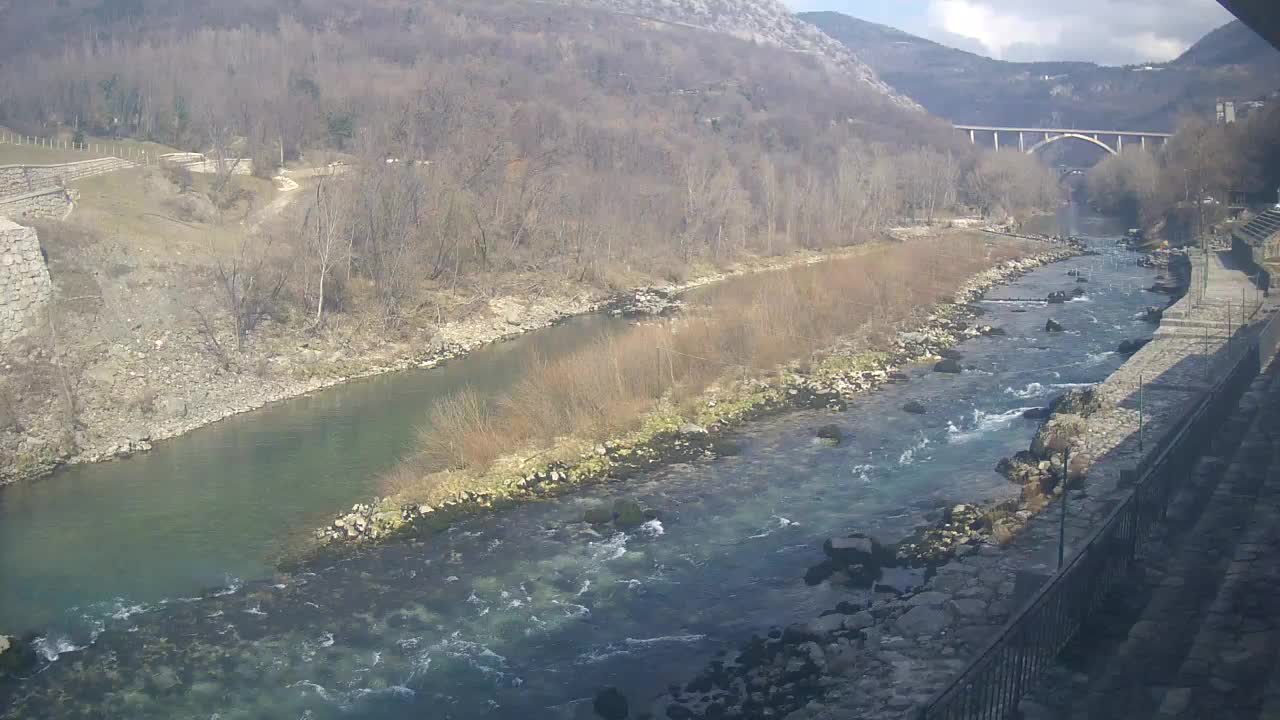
[1024, 356, 1280, 720]
[1236, 210, 1280, 247]
[1156, 252, 1267, 343]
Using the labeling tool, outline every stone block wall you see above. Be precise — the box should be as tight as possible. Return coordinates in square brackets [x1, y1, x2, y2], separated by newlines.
[0, 218, 52, 344]
[0, 188, 72, 222]
[0, 158, 135, 198]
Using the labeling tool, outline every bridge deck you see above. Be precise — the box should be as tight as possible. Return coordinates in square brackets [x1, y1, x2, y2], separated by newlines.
[954, 125, 1173, 137]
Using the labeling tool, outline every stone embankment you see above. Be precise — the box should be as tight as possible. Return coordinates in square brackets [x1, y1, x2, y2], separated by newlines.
[319, 241, 1083, 545]
[637, 250, 1278, 720]
[0, 158, 135, 198]
[0, 187, 73, 221]
[0, 219, 52, 344]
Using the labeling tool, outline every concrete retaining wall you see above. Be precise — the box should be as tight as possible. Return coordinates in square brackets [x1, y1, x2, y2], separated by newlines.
[0, 218, 52, 344]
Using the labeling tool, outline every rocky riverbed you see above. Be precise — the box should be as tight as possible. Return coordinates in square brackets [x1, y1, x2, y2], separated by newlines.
[637, 249, 1222, 720]
[3, 217, 1181, 720]
[318, 241, 1084, 546]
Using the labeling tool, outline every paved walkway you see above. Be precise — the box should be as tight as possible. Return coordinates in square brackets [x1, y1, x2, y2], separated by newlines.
[1022, 349, 1280, 720]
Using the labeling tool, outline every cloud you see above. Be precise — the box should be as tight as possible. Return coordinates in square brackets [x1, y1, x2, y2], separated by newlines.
[784, 0, 1236, 64]
[923, 0, 1235, 64]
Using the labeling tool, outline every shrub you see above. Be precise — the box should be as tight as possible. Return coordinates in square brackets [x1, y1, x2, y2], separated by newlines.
[386, 233, 1034, 495]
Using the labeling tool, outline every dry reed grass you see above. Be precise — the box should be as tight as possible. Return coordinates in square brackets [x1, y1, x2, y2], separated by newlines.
[386, 233, 1032, 495]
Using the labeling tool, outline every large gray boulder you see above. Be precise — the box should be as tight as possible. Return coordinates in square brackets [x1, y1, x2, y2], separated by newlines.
[1031, 414, 1087, 458]
[1051, 387, 1104, 417]
[593, 687, 628, 720]
[933, 358, 963, 374]
[895, 605, 950, 636]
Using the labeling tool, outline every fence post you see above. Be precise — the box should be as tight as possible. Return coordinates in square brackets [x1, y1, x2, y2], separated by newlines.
[1138, 374, 1145, 454]
[1059, 445, 1070, 570]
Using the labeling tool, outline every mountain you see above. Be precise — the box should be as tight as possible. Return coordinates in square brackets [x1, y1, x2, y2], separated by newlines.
[802, 13, 1280, 131]
[1173, 18, 1278, 67]
[552, 0, 919, 109]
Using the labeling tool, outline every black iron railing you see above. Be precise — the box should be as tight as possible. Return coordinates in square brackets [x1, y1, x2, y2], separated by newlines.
[920, 307, 1280, 720]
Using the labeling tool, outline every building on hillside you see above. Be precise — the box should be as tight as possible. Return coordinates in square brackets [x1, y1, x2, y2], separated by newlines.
[1231, 208, 1280, 289]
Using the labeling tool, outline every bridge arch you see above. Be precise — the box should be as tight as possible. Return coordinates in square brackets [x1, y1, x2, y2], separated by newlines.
[1027, 133, 1118, 156]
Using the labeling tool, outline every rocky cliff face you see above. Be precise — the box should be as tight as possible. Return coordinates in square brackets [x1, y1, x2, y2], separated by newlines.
[557, 0, 921, 109]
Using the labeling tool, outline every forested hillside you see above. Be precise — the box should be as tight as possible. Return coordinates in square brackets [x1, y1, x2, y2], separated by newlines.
[0, 0, 1056, 316]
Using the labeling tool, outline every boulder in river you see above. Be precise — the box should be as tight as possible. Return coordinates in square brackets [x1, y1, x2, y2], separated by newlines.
[1022, 407, 1052, 420]
[820, 533, 894, 586]
[1045, 319, 1064, 333]
[0, 634, 37, 678]
[933, 358, 963, 374]
[981, 326, 1008, 336]
[1118, 338, 1151, 355]
[1071, 287, 1087, 297]
[815, 424, 845, 444]
[611, 498, 647, 528]
[583, 507, 613, 525]
[1051, 387, 1104, 417]
[593, 687, 629, 720]
[1143, 306, 1164, 324]
[1047, 291, 1068, 304]
[1031, 414, 1087, 458]
[937, 348, 964, 361]
[903, 400, 927, 415]
[1076, 276, 1089, 283]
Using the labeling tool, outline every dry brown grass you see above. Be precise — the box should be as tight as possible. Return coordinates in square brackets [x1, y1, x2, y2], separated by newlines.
[390, 232, 1033, 488]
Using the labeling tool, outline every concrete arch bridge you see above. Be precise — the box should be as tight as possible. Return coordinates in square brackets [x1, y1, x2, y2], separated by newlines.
[955, 125, 1174, 155]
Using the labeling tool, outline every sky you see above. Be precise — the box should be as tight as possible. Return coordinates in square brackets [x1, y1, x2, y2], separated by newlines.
[783, 0, 1236, 65]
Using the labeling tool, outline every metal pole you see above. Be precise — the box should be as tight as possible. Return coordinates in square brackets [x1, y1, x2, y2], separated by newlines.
[1205, 323, 1211, 381]
[1138, 374, 1145, 454]
[1059, 446, 1070, 570]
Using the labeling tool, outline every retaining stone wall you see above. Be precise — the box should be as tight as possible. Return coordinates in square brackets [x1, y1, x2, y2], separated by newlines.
[0, 188, 71, 222]
[0, 218, 52, 344]
[0, 158, 134, 198]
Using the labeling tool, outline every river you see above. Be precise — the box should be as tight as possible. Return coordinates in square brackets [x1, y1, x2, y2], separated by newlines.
[0, 209, 1160, 719]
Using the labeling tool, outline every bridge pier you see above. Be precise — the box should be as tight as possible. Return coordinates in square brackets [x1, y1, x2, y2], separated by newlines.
[1118, 135, 1123, 153]
[994, 131, 999, 151]
[1019, 131, 1025, 152]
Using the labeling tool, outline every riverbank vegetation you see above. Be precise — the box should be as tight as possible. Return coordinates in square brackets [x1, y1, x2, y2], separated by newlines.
[0, 0, 1062, 328]
[1086, 108, 1280, 238]
[380, 231, 1038, 502]
[0, 0, 1067, 484]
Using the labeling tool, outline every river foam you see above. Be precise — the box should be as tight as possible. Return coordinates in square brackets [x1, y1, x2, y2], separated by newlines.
[948, 407, 1037, 443]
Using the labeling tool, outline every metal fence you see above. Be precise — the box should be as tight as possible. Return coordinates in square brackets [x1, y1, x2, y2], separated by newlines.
[920, 306, 1280, 720]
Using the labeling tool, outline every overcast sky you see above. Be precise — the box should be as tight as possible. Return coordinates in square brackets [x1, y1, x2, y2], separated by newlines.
[784, 0, 1236, 65]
